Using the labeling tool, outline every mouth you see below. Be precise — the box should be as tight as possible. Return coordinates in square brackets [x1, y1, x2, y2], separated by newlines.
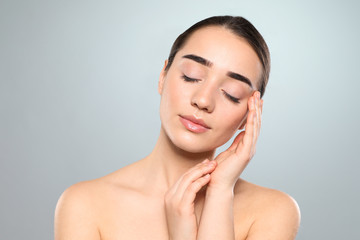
[179, 115, 211, 133]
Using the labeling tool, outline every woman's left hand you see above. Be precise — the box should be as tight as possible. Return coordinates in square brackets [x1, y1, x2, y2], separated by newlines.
[208, 91, 263, 191]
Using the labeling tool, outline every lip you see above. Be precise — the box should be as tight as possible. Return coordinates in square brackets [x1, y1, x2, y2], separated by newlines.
[179, 115, 211, 133]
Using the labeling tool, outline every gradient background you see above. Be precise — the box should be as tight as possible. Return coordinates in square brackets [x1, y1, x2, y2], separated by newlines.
[1, 0, 359, 239]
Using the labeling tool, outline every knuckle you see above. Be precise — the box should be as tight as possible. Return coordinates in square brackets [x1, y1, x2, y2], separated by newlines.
[182, 172, 193, 182]
[176, 203, 189, 216]
[165, 198, 178, 211]
[197, 161, 206, 167]
[199, 166, 208, 174]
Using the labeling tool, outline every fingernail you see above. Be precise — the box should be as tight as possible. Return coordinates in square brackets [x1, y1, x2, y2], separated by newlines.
[202, 159, 209, 163]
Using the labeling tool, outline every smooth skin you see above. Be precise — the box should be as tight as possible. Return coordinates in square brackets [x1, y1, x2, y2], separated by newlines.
[55, 26, 300, 240]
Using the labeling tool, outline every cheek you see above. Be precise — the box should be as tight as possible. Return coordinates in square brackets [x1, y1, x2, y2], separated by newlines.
[221, 102, 248, 129]
[162, 83, 179, 110]
[213, 105, 248, 145]
[159, 77, 191, 120]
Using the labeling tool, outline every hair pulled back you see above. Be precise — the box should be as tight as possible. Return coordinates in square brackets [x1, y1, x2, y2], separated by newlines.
[165, 16, 270, 98]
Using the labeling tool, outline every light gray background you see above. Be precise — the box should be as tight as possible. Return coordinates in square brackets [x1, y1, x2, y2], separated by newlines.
[1, 0, 359, 239]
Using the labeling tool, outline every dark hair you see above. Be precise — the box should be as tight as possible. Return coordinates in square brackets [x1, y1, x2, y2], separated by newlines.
[165, 16, 270, 98]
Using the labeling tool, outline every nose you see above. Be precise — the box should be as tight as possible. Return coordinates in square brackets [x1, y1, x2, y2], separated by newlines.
[191, 84, 215, 113]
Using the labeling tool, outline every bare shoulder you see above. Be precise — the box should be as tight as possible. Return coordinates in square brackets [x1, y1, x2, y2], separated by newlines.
[54, 162, 141, 240]
[54, 179, 104, 240]
[234, 179, 301, 240]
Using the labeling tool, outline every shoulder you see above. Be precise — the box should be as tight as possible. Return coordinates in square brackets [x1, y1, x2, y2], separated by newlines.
[56, 178, 108, 211]
[234, 179, 301, 240]
[55, 170, 130, 219]
[56, 180, 103, 212]
[54, 180, 104, 240]
[54, 164, 143, 240]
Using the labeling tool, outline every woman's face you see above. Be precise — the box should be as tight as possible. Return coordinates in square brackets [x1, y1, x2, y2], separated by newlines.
[159, 26, 262, 153]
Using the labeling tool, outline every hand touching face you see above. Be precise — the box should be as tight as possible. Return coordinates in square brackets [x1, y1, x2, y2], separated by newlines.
[159, 26, 262, 153]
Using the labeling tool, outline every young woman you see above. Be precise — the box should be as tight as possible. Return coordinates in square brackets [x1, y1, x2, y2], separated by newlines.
[55, 16, 300, 240]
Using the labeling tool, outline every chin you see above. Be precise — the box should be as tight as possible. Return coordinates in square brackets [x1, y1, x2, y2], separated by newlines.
[169, 130, 232, 154]
[175, 139, 215, 153]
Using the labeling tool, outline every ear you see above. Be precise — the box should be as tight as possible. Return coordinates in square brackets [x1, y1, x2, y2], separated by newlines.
[158, 60, 168, 95]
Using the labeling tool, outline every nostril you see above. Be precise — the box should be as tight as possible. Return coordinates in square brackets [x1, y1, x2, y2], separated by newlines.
[191, 96, 212, 112]
[193, 103, 209, 112]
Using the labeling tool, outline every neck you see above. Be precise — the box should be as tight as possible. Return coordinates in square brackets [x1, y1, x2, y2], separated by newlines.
[143, 126, 215, 192]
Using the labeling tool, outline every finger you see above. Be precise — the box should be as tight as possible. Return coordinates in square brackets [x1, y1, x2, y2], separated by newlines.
[227, 131, 245, 152]
[174, 161, 216, 196]
[252, 92, 262, 149]
[168, 159, 209, 195]
[255, 92, 261, 139]
[251, 92, 262, 153]
[253, 93, 259, 139]
[256, 98, 263, 139]
[181, 174, 211, 206]
[236, 96, 256, 155]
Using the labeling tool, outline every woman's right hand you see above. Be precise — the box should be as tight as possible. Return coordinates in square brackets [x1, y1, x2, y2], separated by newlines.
[164, 159, 216, 240]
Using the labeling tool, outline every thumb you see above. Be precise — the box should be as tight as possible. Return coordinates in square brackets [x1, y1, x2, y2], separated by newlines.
[227, 131, 245, 152]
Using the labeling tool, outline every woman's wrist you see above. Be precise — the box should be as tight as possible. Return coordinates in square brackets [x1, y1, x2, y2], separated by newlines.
[206, 185, 234, 198]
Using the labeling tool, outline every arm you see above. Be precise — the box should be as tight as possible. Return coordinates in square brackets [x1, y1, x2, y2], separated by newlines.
[197, 185, 235, 239]
[197, 92, 301, 239]
[54, 182, 101, 240]
[197, 92, 261, 240]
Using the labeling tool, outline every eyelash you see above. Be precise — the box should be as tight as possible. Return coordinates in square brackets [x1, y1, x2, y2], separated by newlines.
[182, 75, 199, 82]
[222, 91, 240, 103]
[182, 74, 240, 104]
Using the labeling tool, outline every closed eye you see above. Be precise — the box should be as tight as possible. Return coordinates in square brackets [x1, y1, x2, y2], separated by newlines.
[222, 90, 240, 103]
[182, 74, 200, 82]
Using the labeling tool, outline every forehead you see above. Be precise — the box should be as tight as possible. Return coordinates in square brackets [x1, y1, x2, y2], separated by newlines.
[177, 26, 262, 87]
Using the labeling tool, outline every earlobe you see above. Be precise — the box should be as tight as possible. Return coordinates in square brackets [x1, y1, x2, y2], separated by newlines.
[158, 60, 168, 95]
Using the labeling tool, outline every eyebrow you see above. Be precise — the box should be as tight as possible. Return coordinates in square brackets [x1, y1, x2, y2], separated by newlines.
[182, 54, 213, 67]
[182, 54, 253, 89]
[227, 72, 253, 88]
